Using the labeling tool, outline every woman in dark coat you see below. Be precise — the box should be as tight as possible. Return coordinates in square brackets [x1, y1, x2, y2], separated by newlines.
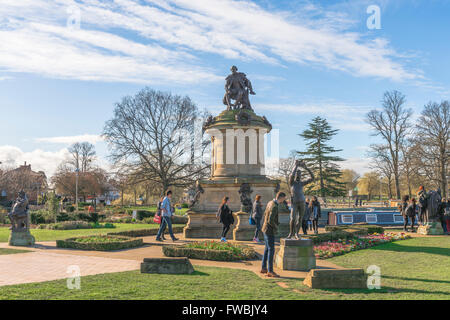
[218, 197, 234, 242]
[405, 198, 418, 232]
[252, 195, 263, 242]
[399, 195, 410, 231]
[309, 196, 321, 234]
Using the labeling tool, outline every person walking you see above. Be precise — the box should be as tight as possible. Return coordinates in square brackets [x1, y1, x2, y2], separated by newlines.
[156, 190, 178, 242]
[252, 195, 263, 242]
[399, 195, 410, 232]
[156, 196, 166, 240]
[261, 191, 286, 278]
[218, 197, 234, 242]
[309, 196, 321, 234]
[302, 198, 311, 235]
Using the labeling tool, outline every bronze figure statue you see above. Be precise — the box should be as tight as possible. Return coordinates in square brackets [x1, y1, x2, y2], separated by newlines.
[287, 160, 315, 239]
[223, 66, 255, 111]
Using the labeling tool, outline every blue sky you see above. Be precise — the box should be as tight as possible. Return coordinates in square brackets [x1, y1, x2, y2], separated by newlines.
[0, 0, 449, 177]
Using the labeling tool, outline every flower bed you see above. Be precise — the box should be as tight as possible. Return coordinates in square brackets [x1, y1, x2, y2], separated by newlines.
[163, 241, 257, 261]
[314, 232, 411, 259]
[56, 235, 143, 251]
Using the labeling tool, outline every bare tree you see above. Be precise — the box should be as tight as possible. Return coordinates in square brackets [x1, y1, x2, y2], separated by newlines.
[413, 101, 450, 197]
[369, 144, 394, 199]
[366, 90, 412, 199]
[277, 150, 298, 186]
[103, 88, 210, 195]
[68, 142, 96, 172]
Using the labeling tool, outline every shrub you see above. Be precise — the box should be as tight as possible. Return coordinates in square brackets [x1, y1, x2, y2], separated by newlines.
[39, 221, 116, 230]
[56, 235, 143, 251]
[163, 241, 257, 261]
[0, 212, 10, 224]
[107, 226, 184, 237]
[137, 210, 155, 220]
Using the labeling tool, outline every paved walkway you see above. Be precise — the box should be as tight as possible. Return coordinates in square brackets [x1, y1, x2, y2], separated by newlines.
[0, 251, 140, 286]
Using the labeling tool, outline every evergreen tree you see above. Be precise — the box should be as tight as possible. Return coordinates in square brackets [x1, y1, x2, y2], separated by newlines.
[297, 116, 346, 197]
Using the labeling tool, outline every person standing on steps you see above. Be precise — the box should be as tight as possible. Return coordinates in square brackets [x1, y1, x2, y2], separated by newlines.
[287, 160, 315, 239]
[261, 191, 286, 278]
[218, 197, 234, 242]
[156, 190, 178, 242]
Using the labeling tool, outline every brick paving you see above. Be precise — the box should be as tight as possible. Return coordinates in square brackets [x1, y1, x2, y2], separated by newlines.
[0, 251, 140, 286]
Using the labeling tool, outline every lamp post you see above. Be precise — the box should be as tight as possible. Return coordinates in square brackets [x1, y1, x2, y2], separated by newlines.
[75, 168, 80, 213]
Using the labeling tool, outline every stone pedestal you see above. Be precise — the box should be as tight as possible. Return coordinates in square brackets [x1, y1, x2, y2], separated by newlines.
[141, 257, 194, 274]
[183, 212, 234, 239]
[303, 269, 367, 289]
[417, 222, 445, 235]
[8, 230, 35, 246]
[275, 238, 316, 271]
[233, 212, 254, 241]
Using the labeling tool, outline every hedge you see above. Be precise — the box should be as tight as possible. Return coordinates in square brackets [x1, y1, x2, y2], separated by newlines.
[162, 244, 257, 261]
[56, 235, 143, 251]
[107, 226, 184, 237]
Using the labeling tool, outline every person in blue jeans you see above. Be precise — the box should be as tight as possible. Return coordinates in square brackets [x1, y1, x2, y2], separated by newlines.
[156, 190, 178, 242]
[261, 191, 286, 278]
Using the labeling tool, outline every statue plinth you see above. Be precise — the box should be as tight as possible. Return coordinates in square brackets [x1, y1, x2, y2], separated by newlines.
[9, 230, 35, 246]
[275, 238, 316, 271]
[183, 108, 279, 240]
[417, 222, 445, 235]
[233, 211, 254, 241]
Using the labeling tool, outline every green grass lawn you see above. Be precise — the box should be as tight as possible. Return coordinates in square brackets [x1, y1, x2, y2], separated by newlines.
[0, 223, 183, 242]
[0, 248, 30, 255]
[0, 236, 448, 299]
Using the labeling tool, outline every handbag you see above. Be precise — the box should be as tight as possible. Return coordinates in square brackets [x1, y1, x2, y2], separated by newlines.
[153, 214, 162, 224]
[249, 216, 256, 225]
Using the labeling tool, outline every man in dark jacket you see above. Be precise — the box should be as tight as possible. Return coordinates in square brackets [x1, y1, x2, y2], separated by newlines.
[261, 192, 286, 278]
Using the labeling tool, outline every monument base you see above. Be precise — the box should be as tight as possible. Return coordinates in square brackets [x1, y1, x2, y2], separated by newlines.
[184, 177, 278, 239]
[8, 230, 35, 246]
[275, 238, 316, 271]
[183, 212, 236, 239]
[233, 212, 255, 241]
[417, 222, 445, 235]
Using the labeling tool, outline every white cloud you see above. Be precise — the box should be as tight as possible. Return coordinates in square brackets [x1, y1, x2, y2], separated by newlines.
[341, 157, 371, 175]
[0, 0, 420, 84]
[0, 145, 70, 177]
[34, 134, 104, 144]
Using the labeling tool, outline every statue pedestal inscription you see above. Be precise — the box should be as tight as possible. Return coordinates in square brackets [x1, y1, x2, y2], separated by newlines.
[417, 222, 444, 235]
[275, 238, 316, 271]
[183, 68, 279, 240]
[9, 230, 35, 246]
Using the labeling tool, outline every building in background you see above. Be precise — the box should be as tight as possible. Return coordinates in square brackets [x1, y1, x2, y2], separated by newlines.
[0, 162, 48, 204]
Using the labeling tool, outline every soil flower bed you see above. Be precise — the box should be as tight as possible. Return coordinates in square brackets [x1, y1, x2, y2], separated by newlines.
[56, 235, 143, 251]
[314, 232, 411, 259]
[163, 240, 257, 261]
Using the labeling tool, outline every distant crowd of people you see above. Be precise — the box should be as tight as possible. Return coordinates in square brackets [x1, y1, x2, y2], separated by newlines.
[398, 185, 450, 233]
